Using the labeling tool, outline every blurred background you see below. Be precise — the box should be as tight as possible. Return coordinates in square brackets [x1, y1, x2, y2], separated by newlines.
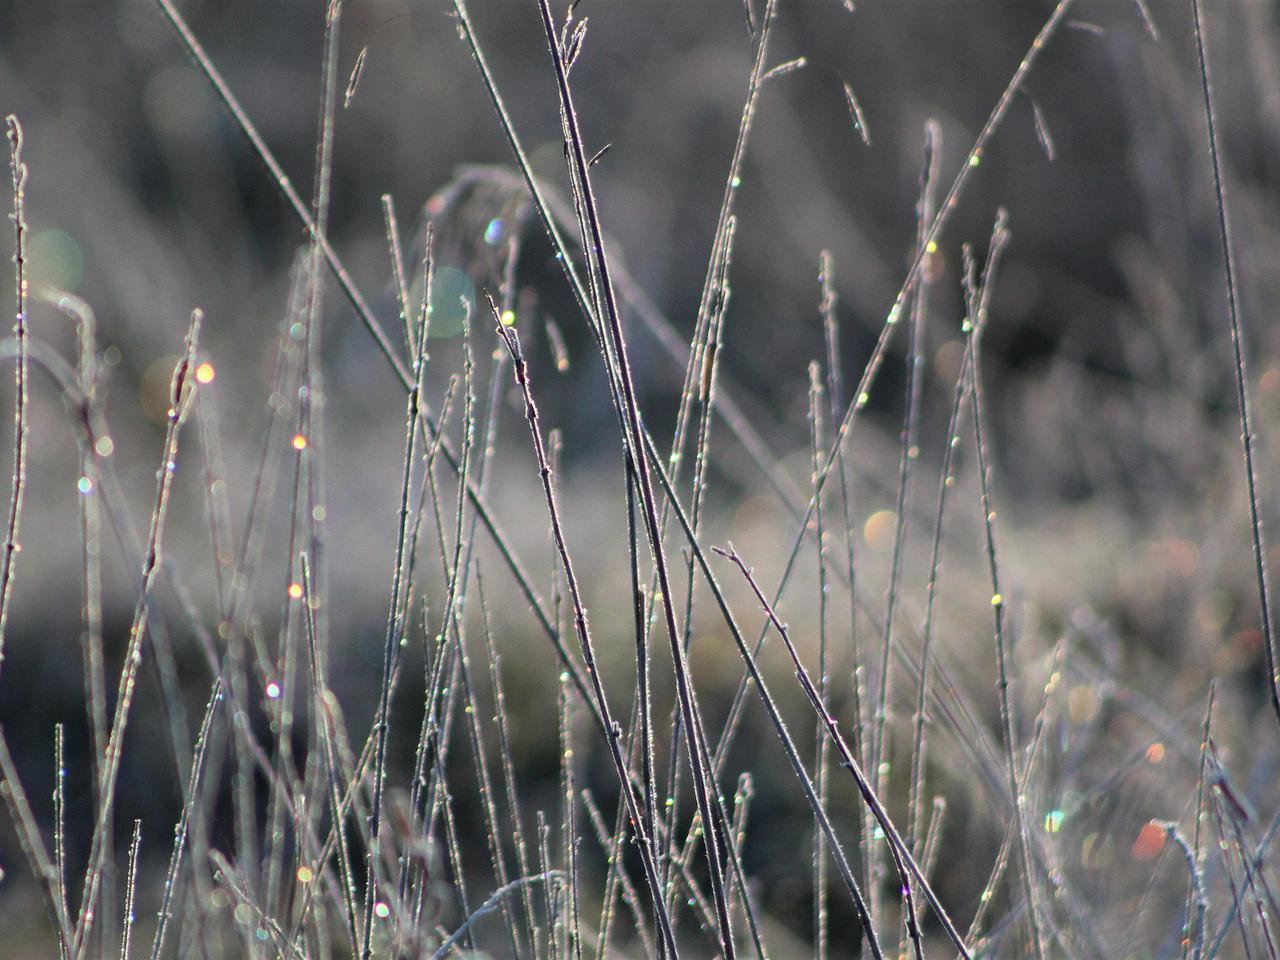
[2, 0, 1280, 955]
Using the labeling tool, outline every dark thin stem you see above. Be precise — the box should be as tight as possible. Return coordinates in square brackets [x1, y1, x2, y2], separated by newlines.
[663, 220, 744, 937]
[533, 5, 736, 953]
[494, 315, 677, 956]
[152, 0, 407, 387]
[451, 0, 804, 531]
[716, 544, 970, 959]
[635, 423, 883, 955]
[1205, 807, 1280, 959]
[1209, 746, 1279, 959]
[1189, 0, 1280, 730]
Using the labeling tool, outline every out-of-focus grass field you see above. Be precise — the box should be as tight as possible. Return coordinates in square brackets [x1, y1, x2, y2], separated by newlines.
[1, 1, 1279, 957]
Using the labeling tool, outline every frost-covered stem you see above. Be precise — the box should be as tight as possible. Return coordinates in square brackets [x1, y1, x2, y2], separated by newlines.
[74, 310, 202, 960]
[0, 116, 30, 682]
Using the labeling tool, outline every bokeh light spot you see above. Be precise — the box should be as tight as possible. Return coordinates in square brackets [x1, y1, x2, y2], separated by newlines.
[863, 510, 897, 552]
[1131, 821, 1166, 860]
[28, 230, 85, 293]
[409, 266, 473, 339]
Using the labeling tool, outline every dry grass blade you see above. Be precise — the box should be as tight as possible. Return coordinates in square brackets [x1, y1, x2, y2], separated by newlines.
[209, 850, 305, 960]
[344, 46, 367, 109]
[635, 422, 879, 956]
[873, 124, 940, 941]
[841, 81, 871, 145]
[1163, 821, 1208, 960]
[151, 0, 409, 388]
[455, 0, 810, 536]
[455, 561, 523, 958]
